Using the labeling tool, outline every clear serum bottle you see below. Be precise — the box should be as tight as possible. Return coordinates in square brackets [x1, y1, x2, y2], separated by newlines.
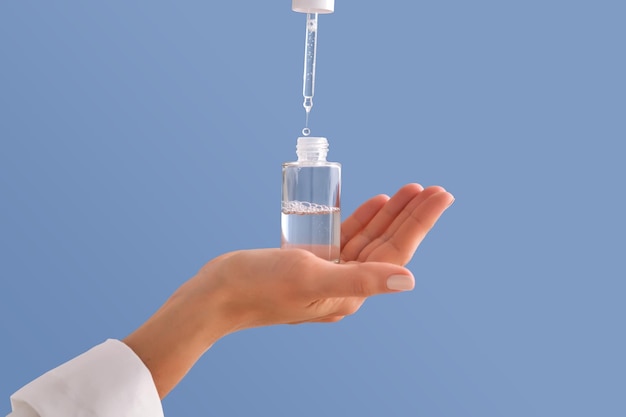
[281, 137, 341, 262]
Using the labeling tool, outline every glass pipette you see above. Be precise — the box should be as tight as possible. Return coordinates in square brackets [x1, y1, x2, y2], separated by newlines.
[302, 13, 318, 136]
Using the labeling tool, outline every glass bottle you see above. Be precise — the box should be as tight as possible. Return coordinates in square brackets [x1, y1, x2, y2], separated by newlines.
[281, 137, 341, 262]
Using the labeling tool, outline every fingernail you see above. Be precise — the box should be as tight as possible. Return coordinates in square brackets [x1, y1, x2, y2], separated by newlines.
[447, 194, 455, 208]
[387, 275, 415, 291]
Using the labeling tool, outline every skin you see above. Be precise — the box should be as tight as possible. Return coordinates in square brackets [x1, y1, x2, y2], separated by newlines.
[123, 184, 454, 398]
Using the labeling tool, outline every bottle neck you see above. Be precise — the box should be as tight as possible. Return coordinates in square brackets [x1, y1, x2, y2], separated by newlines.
[296, 136, 329, 162]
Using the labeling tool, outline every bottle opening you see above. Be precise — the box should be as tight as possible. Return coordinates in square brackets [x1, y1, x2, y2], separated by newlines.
[296, 136, 329, 162]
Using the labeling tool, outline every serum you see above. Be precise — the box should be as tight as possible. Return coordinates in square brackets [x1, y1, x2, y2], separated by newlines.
[281, 137, 341, 262]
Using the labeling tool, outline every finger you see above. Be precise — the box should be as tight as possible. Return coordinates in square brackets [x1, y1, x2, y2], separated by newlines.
[361, 190, 454, 264]
[314, 261, 415, 298]
[340, 194, 389, 250]
[354, 186, 449, 262]
[341, 183, 424, 262]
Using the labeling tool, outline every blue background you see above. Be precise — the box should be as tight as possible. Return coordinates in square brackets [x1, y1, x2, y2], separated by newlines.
[1, 1, 624, 416]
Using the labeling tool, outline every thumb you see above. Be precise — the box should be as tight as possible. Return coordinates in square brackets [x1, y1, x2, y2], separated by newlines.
[317, 261, 415, 298]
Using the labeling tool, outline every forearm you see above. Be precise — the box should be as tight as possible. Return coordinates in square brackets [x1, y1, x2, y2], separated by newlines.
[123, 284, 228, 399]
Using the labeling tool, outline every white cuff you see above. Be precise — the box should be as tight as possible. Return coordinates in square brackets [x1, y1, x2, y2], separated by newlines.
[9, 339, 163, 417]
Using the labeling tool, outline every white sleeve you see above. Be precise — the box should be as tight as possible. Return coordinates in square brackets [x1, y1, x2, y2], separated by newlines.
[7, 339, 164, 417]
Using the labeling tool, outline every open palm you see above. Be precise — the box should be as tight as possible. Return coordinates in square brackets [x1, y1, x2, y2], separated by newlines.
[340, 184, 454, 265]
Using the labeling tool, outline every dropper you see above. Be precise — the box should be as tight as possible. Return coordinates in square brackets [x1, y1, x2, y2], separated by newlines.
[302, 12, 317, 136]
[292, 0, 335, 137]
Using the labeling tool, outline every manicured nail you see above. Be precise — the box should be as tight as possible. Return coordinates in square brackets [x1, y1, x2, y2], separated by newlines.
[387, 275, 415, 291]
[447, 194, 455, 208]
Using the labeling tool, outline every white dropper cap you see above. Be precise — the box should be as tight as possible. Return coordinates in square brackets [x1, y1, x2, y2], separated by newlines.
[292, 0, 335, 14]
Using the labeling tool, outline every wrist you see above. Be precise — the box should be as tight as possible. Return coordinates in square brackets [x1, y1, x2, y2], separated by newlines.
[123, 272, 230, 398]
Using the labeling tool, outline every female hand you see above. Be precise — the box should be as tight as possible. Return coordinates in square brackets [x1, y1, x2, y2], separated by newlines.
[185, 184, 454, 333]
[124, 184, 454, 398]
[124, 248, 415, 398]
